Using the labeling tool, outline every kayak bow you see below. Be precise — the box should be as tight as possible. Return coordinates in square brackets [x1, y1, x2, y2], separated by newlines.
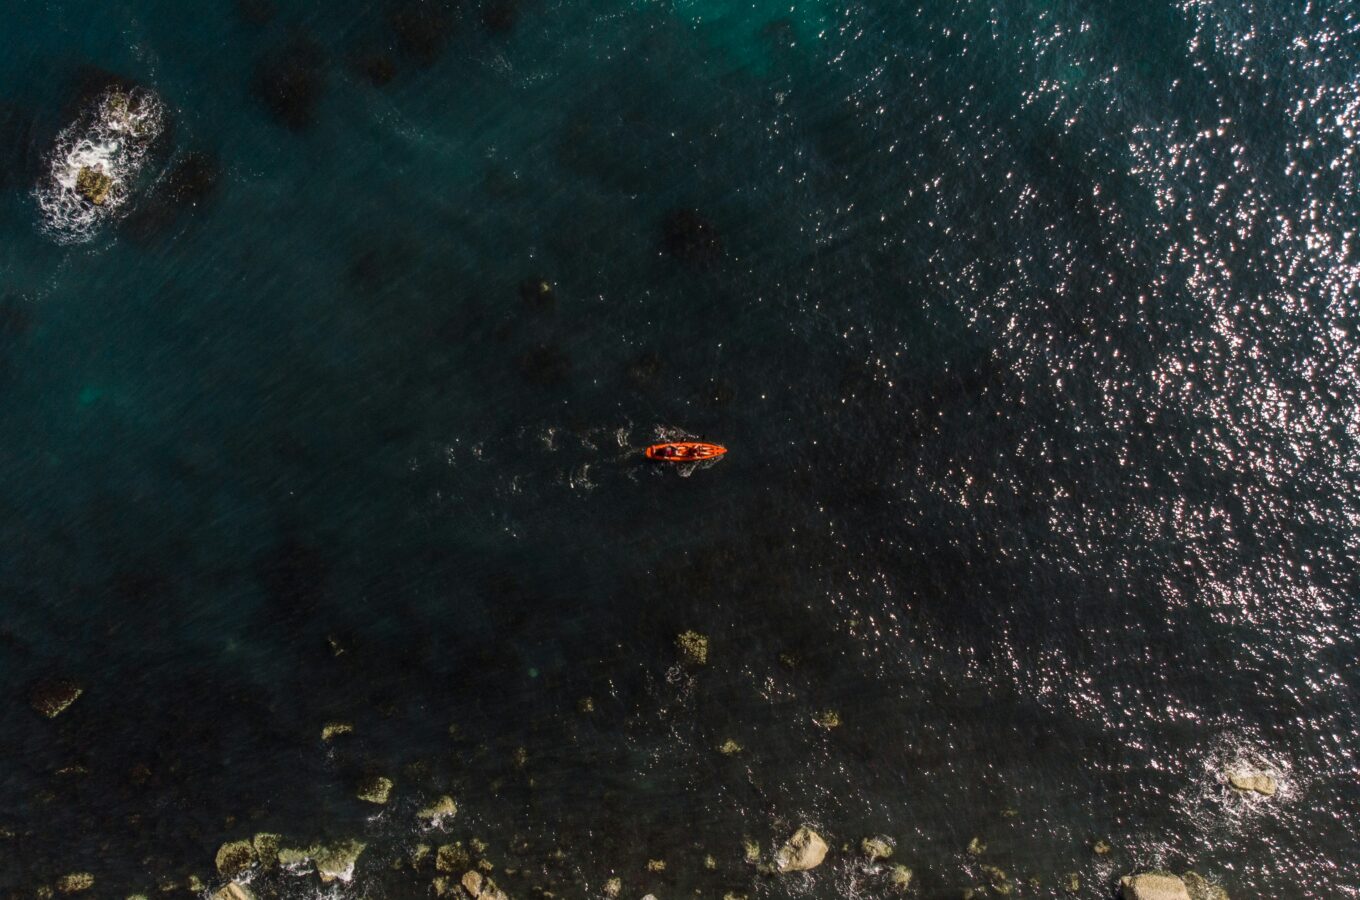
[644, 441, 728, 462]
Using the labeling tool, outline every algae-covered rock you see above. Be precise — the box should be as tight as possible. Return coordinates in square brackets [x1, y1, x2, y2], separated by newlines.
[75, 166, 113, 205]
[417, 795, 458, 826]
[742, 838, 761, 863]
[55, 873, 94, 894]
[967, 837, 986, 856]
[862, 836, 894, 861]
[321, 722, 353, 741]
[813, 709, 841, 729]
[774, 826, 828, 873]
[463, 871, 508, 899]
[718, 738, 742, 756]
[1120, 873, 1192, 900]
[676, 631, 708, 665]
[356, 775, 393, 804]
[1226, 770, 1276, 797]
[645, 859, 666, 872]
[1093, 839, 1112, 856]
[1063, 872, 1081, 893]
[315, 840, 366, 883]
[30, 679, 83, 718]
[252, 833, 280, 868]
[212, 883, 255, 900]
[1181, 872, 1229, 900]
[215, 840, 257, 877]
[602, 876, 621, 897]
[889, 865, 913, 890]
[279, 839, 367, 883]
[432, 876, 457, 898]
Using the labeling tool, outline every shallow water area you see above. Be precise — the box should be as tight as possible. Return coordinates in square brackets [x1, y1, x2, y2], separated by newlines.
[0, 0, 1358, 898]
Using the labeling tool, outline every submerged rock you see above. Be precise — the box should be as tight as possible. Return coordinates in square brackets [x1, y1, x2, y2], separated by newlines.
[518, 277, 555, 311]
[356, 775, 394, 804]
[435, 842, 469, 873]
[676, 630, 709, 665]
[717, 738, 742, 756]
[75, 166, 112, 205]
[388, 0, 456, 66]
[125, 149, 222, 238]
[625, 351, 663, 387]
[417, 795, 458, 826]
[889, 864, 913, 890]
[215, 839, 257, 877]
[603, 876, 622, 897]
[30, 679, 83, 718]
[774, 826, 828, 873]
[662, 209, 721, 263]
[481, 0, 517, 32]
[517, 344, 571, 387]
[54, 873, 94, 894]
[352, 52, 397, 86]
[1121, 873, 1192, 900]
[1227, 770, 1276, 796]
[251, 38, 326, 130]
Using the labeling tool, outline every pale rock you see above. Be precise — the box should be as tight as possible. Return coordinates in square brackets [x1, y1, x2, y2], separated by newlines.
[1120, 873, 1193, 900]
[774, 826, 828, 873]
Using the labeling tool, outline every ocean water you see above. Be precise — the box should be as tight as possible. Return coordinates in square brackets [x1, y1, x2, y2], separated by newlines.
[1, 0, 1357, 897]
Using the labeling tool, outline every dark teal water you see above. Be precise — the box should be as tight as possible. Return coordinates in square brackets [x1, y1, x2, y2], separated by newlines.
[2, 0, 1358, 897]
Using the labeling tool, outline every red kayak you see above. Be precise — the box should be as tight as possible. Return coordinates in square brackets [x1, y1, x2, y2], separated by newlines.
[645, 441, 727, 462]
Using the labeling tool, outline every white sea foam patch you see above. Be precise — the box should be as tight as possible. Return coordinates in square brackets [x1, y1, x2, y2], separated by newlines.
[1174, 731, 1295, 837]
[35, 87, 165, 244]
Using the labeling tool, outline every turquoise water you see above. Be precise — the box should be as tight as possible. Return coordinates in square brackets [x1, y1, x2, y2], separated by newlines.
[1, 0, 1358, 896]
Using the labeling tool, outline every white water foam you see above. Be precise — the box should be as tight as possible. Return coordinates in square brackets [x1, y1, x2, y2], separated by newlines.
[35, 87, 165, 244]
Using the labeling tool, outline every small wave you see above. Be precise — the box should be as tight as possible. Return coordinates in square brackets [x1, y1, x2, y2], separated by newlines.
[35, 87, 165, 244]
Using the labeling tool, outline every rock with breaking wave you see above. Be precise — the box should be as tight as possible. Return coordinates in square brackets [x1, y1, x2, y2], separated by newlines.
[38, 85, 166, 242]
[1226, 768, 1276, 796]
[774, 826, 828, 873]
[278, 839, 367, 883]
[1120, 873, 1192, 900]
[75, 166, 112, 205]
[1181, 872, 1229, 900]
[416, 795, 458, 826]
[212, 883, 255, 900]
[215, 839, 257, 877]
